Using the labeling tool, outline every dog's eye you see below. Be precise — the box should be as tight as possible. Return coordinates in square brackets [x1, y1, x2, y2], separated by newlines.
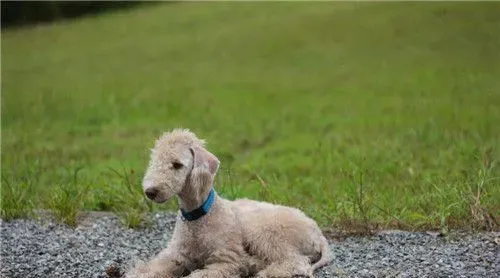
[172, 162, 183, 170]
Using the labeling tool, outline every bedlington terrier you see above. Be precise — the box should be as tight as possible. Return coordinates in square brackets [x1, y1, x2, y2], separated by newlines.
[126, 129, 330, 278]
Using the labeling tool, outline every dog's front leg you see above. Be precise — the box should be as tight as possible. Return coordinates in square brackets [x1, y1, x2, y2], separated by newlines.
[185, 249, 247, 278]
[185, 263, 240, 278]
[125, 248, 189, 278]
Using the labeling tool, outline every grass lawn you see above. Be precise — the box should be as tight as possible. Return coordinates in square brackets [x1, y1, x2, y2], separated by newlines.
[2, 2, 499, 230]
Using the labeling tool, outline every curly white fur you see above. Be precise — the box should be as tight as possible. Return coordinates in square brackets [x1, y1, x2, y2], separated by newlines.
[126, 129, 330, 278]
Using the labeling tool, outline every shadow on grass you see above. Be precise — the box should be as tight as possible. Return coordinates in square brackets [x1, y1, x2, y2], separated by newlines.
[1, 1, 165, 29]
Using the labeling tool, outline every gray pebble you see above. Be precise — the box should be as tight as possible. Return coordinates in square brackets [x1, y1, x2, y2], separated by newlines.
[1, 213, 499, 277]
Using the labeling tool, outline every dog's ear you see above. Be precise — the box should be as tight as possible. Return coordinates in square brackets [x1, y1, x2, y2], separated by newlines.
[189, 146, 220, 188]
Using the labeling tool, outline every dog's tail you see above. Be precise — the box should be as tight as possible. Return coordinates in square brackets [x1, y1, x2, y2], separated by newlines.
[312, 236, 331, 270]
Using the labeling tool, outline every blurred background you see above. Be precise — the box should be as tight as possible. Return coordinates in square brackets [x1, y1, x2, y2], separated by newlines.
[1, 1, 499, 231]
[1, 1, 143, 28]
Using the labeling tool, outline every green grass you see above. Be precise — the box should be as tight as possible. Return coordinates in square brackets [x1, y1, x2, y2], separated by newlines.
[2, 2, 499, 230]
[47, 167, 88, 226]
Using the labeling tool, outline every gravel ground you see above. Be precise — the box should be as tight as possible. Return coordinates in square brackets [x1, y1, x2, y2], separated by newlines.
[1, 212, 499, 278]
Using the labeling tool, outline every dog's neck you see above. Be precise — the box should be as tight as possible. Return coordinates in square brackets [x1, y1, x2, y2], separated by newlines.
[179, 187, 216, 221]
[177, 183, 213, 212]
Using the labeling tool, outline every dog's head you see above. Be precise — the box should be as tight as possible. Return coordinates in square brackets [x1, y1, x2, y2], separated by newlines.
[142, 129, 219, 203]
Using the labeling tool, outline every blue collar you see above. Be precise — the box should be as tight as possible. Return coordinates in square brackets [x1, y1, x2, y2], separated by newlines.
[180, 188, 216, 221]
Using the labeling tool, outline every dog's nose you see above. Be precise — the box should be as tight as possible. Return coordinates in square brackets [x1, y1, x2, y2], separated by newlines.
[145, 188, 158, 200]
